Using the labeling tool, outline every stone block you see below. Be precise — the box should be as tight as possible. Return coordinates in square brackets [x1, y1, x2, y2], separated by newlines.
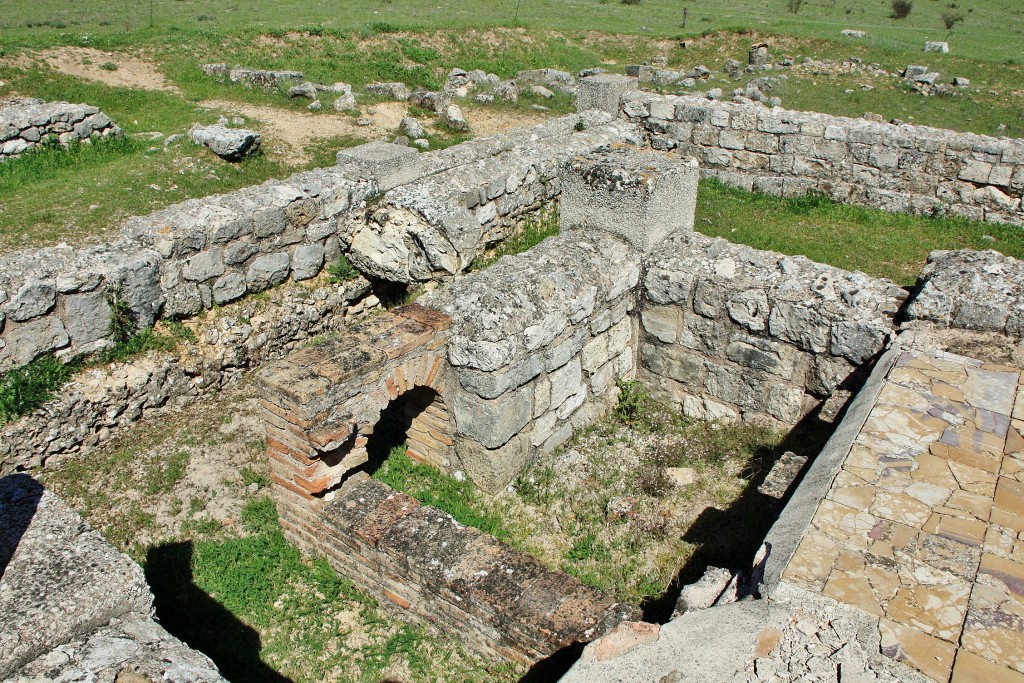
[452, 384, 532, 449]
[459, 354, 543, 400]
[561, 147, 699, 253]
[549, 357, 583, 409]
[576, 74, 638, 114]
[291, 244, 325, 281]
[640, 344, 702, 385]
[62, 291, 111, 346]
[4, 279, 55, 322]
[212, 272, 246, 305]
[640, 305, 679, 343]
[582, 335, 610, 373]
[246, 252, 291, 292]
[0, 316, 70, 369]
[455, 432, 531, 493]
[336, 141, 423, 192]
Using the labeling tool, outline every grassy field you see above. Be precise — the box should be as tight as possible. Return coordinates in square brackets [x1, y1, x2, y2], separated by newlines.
[1, 0, 1021, 63]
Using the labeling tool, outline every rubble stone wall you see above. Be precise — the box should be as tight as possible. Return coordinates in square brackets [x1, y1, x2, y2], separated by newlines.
[0, 98, 122, 160]
[1, 277, 379, 475]
[426, 231, 642, 492]
[622, 93, 1024, 225]
[0, 113, 636, 374]
[638, 232, 908, 425]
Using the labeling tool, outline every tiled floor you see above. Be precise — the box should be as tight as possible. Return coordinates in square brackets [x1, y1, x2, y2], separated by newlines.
[782, 349, 1024, 682]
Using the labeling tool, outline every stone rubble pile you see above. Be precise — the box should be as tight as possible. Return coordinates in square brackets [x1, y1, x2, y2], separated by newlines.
[0, 98, 122, 160]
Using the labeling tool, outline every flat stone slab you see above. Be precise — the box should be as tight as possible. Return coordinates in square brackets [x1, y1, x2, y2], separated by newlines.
[0, 474, 152, 678]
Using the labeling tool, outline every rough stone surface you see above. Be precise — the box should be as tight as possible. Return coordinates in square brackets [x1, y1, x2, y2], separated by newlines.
[561, 146, 699, 253]
[577, 74, 639, 114]
[188, 124, 261, 161]
[0, 474, 225, 682]
[906, 249, 1024, 335]
[336, 141, 422, 192]
[0, 98, 122, 160]
[640, 231, 907, 426]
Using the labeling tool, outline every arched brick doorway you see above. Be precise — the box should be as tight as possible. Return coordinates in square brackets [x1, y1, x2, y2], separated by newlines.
[365, 385, 453, 473]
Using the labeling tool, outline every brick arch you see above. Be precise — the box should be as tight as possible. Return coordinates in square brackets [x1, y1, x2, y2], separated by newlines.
[258, 304, 452, 503]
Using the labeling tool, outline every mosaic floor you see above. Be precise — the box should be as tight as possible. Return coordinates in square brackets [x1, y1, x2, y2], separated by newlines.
[782, 348, 1024, 682]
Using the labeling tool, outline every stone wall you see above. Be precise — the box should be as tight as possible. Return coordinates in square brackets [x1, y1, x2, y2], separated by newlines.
[0, 98, 122, 160]
[0, 473, 225, 681]
[425, 230, 641, 492]
[0, 112, 635, 374]
[1, 275, 378, 474]
[639, 231, 908, 425]
[341, 116, 639, 283]
[620, 93, 1024, 225]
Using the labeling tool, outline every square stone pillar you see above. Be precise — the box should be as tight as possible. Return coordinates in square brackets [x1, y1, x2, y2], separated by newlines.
[336, 141, 423, 192]
[576, 74, 638, 115]
[560, 148, 699, 253]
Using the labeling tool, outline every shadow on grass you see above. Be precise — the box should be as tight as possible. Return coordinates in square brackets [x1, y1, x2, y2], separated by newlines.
[145, 542, 292, 683]
[640, 401, 840, 624]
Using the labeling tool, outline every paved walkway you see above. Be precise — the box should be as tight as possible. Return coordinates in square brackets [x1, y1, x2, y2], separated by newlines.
[783, 347, 1024, 682]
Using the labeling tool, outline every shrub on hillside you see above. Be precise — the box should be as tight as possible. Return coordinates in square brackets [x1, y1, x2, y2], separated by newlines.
[891, 0, 913, 19]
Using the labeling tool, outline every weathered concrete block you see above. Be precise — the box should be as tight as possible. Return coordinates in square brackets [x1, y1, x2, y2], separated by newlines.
[561, 147, 699, 253]
[336, 141, 422, 192]
[576, 74, 638, 114]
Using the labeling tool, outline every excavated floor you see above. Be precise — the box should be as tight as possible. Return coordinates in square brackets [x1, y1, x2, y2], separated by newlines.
[782, 339, 1024, 681]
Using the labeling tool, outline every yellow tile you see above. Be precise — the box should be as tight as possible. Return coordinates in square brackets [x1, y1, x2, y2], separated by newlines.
[886, 580, 971, 642]
[946, 490, 994, 522]
[879, 618, 957, 682]
[995, 477, 1024, 518]
[952, 650, 1024, 683]
[912, 452, 959, 489]
[870, 491, 934, 528]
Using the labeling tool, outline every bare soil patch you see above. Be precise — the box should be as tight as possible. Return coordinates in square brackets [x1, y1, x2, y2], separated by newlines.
[27, 46, 178, 91]
[199, 99, 549, 165]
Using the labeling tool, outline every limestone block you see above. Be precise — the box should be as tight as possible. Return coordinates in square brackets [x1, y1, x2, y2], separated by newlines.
[640, 344, 703, 386]
[549, 357, 583, 409]
[212, 272, 247, 305]
[455, 432, 531, 493]
[561, 147, 699, 253]
[336, 141, 422, 192]
[452, 383, 532, 449]
[458, 354, 543, 400]
[576, 74, 638, 114]
[291, 244, 325, 281]
[582, 334, 611, 373]
[4, 279, 55, 322]
[0, 475, 153, 678]
[725, 335, 796, 378]
[62, 291, 112, 346]
[640, 305, 680, 344]
[0, 316, 70, 369]
[246, 252, 291, 292]
[182, 248, 225, 282]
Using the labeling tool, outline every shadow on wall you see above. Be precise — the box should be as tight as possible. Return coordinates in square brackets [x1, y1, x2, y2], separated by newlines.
[0, 474, 44, 581]
[641, 402, 839, 624]
[145, 542, 292, 683]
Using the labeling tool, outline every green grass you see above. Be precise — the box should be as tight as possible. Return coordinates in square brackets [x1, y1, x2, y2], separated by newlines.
[695, 179, 1024, 285]
[1, 0, 1021, 63]
[0, 354, 73, 424]
[472, 208, 560, 270]
[372, 444, 511, 541]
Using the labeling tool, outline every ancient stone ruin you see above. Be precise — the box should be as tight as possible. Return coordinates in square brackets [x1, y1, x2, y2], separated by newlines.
[2, 73, 1024, 681]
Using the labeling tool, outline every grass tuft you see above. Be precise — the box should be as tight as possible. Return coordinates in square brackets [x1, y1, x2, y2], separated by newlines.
[0, 355, 73, 424]
[373, 444, 511, 540]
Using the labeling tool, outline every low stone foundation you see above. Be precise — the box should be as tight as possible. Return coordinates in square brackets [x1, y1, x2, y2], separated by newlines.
[0, 98, 122, 160]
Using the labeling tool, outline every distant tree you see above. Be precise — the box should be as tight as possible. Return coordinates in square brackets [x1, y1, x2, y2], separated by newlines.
[890, 0, 913, 19]
[941, 11, 964, 29]
[788, 0, 804, 14]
